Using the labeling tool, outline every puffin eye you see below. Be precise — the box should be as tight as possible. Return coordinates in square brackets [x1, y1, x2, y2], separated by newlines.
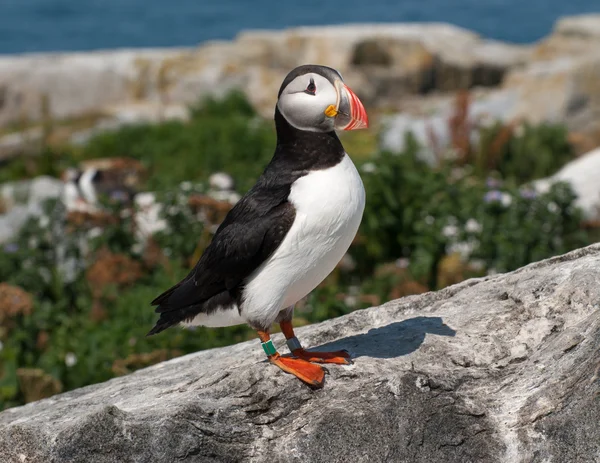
[304, 78, 316, 95]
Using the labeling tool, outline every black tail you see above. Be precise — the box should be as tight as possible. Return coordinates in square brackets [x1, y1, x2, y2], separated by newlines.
[148, 276, 233, 336]
[147, 278, 194, 336]
[147, 304, 206, 336]
[146, 317, 176, 336]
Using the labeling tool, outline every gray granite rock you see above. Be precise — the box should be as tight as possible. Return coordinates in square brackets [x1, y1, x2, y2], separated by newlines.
[1, 245, 600, 462]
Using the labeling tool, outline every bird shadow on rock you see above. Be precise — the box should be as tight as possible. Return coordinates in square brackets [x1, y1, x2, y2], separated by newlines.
[310, 316, 457, 359]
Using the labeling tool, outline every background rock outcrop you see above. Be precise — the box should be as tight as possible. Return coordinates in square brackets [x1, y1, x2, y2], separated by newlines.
[1, 245, 599, 462]
[0, 22, 529, 130]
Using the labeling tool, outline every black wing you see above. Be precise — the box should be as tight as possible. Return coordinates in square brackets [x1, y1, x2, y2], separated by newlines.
[147, 184, 296, 335]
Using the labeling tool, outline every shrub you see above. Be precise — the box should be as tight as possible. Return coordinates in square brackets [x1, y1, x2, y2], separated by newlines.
[474, 122, 573, 183]
[446, 90, 574, 184]
[354, 135, 589, 288]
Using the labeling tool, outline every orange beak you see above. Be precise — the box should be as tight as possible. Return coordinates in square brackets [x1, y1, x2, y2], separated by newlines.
[342, 83, 369, 130]
[332, 81, 369, 131]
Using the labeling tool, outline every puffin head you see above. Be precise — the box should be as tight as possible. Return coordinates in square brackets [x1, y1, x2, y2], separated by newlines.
[276, 64, 368, 133]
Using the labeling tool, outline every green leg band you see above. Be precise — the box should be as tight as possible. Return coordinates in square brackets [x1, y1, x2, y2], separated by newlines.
[261, 339, 277, 357]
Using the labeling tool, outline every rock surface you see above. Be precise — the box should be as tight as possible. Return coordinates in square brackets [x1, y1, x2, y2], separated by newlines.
[1, 245, 600, 462]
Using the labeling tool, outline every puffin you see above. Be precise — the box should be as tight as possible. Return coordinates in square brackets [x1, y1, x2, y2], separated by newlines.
[148, 64, 369, 387]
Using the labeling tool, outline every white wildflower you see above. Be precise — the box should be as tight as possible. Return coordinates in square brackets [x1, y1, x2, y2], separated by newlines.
[465, 218, 482, 234]
[469, 259, 486, 271]
[28, 237, 38, 249]
[180, 181, 192, 192]
[442, 224, 459, 238]
[65, 352, 77, 367]
[227, 192, 242, 204]
[395, 258, 410, 269]
[362, 162, 376, 173]
[135, 192, 156, 208]
[88, 227, 103, 240]
[425, 216, 435, 225]
[209, 172, 235, 191]
[167, 205, 179, 216]
[131, 243, 143, 255]
[209, 190, 233, 202]
[547, 202, 559, 213]
[447, 240, 478, 259]
[501, 193, 512, 207]
[344, 296, 357, 308]
[39, 215, 50, 228]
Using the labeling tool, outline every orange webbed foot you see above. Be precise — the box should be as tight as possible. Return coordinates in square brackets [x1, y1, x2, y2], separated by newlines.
[292, 348, 353, 365]
[269, 354, 326, 388]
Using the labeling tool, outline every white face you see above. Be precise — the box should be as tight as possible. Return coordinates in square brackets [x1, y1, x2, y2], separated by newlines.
[277, 73, 339, 133]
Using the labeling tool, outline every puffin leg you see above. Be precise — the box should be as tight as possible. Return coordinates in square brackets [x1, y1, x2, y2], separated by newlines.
[257, 330, 325, 388]
[279, 320, 352, 365]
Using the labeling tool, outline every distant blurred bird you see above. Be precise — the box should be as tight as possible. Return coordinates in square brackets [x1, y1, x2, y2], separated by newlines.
[148, 65, 369, 387]
[61, 158, 144, 212]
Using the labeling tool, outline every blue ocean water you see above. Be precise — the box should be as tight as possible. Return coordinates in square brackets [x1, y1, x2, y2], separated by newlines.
[0, 0, 598, 54]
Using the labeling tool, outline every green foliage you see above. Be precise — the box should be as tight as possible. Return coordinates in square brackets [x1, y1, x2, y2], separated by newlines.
[474, 122, 573, 183]
[471, 182, 587, 272]
[152, 182, 207, 262]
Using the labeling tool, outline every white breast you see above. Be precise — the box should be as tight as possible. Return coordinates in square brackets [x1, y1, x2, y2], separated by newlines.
[241, 154, 365, 327]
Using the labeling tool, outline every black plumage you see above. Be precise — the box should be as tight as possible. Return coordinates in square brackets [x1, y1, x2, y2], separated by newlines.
[147, 104, 345, 336]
